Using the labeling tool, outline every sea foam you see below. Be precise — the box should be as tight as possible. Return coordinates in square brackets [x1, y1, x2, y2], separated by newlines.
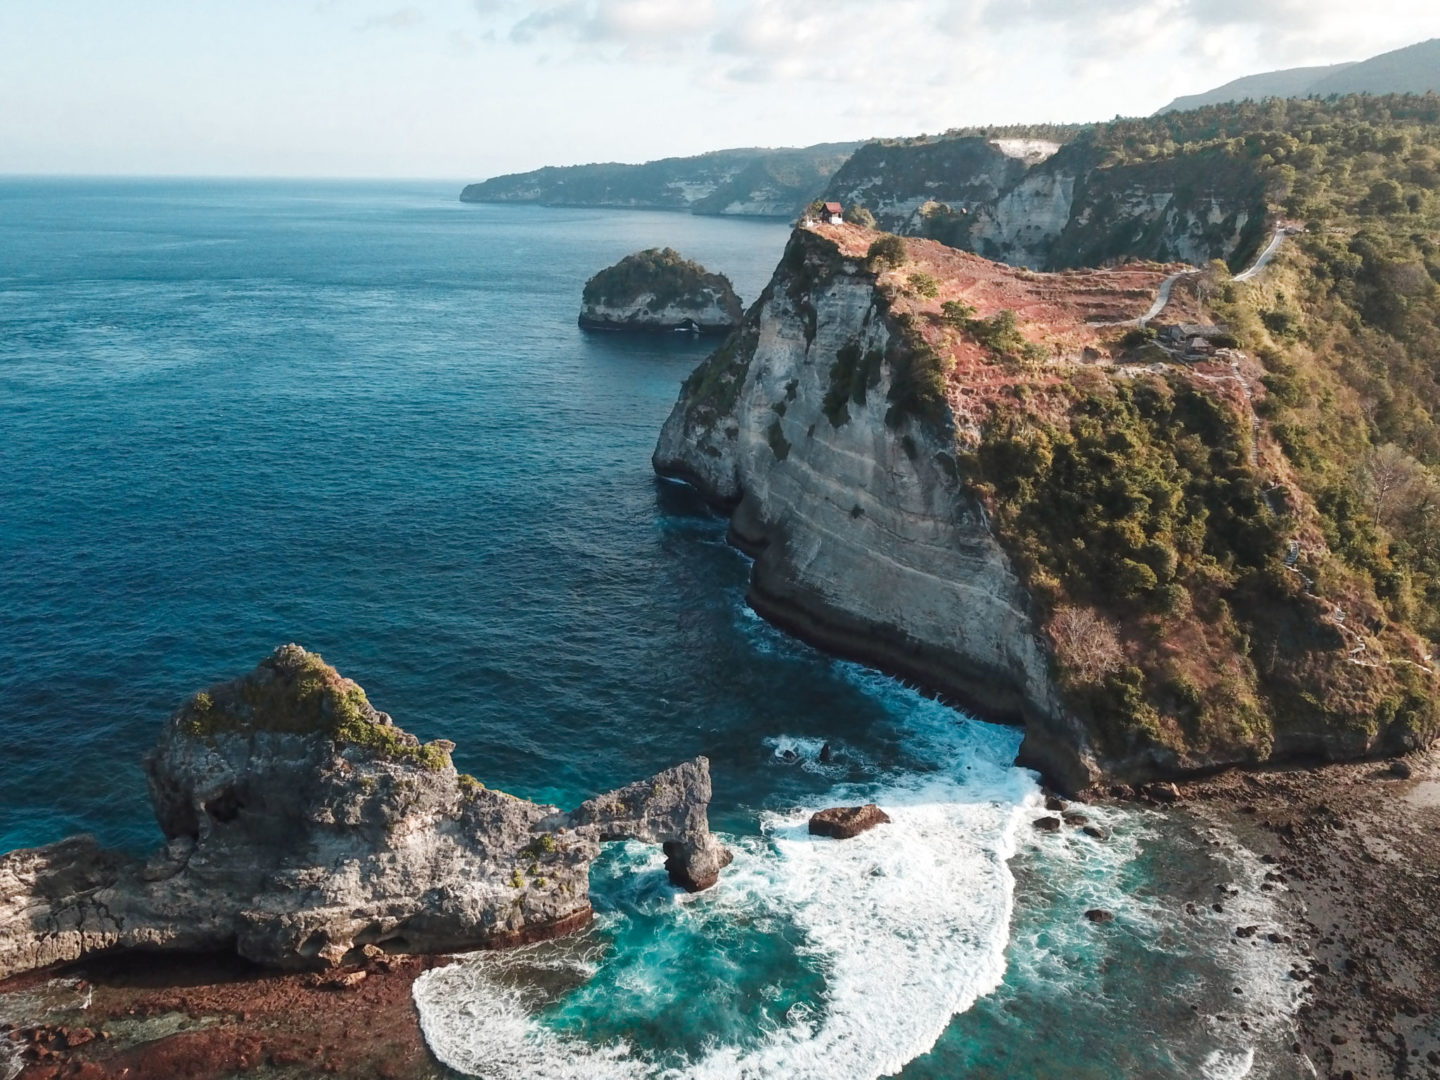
[414, 673, 1040, 1079]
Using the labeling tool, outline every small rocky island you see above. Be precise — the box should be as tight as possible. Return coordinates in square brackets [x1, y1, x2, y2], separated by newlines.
[0, 645, 731, 982]
[579, 247, 742, 334]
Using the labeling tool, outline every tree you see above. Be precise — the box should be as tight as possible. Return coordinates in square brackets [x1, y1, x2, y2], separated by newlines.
[1049, 606, 1126, 684]
[866, 235, 908, 269]
[844, 204, 877, 228]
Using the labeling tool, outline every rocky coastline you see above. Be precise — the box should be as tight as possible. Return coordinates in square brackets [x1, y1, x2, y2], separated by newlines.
[653, 221, 1435, 794]
[0, 645, 730, 986]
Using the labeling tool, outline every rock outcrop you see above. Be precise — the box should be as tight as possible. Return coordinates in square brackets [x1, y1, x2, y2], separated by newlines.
[808, 805, 891, 839]
[580, 248, 742, 334]
[654, 226, 1101, 793]
[0, 645, 730, 983]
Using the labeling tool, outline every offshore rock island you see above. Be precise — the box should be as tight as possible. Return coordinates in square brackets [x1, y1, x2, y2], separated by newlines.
[579, 248, 742, 334]
[0, 645, 730, 983]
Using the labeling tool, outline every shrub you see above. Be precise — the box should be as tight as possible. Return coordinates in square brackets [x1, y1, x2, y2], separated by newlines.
[909, 272, 940, 298]
[1049, 606, 1125, 684]
[844, 204, 877, 227]
[866, 235, 908, 269]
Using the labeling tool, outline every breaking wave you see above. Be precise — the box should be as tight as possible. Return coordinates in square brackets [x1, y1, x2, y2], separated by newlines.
[415, 675, 1041, 1079]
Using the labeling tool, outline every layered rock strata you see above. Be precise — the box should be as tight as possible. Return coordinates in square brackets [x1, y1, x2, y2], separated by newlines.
[0, 645, 729, 983]
[654, 228, 1099, 792]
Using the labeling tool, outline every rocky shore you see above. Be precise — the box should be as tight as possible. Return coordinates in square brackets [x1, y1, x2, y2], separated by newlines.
[0, 645, 730, 986]
[1171, 750, 1440, 1079]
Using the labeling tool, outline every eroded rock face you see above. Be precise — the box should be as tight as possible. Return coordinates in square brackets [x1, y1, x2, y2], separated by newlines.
[0, 646, 730, 982]
[808, 805, 891, 840]
[653, 228, 1099, 793]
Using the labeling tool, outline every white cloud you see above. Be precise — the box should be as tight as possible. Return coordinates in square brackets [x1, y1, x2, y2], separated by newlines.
[357, 6, 426, 32]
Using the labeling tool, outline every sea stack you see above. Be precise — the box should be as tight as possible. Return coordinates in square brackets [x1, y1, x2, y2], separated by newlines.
[0, 645, 731, 980]
[579, 248, 742, 334]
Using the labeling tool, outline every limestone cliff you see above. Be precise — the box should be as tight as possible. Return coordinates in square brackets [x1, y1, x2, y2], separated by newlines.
[580, 248, 742, 334]
[654, 223, 1439, 790]
[823, 135, 1267, 272]
[654, 229, 1100, 791]
[0, 646, 729, 982]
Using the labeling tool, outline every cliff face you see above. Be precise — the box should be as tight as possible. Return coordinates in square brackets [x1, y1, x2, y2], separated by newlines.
[461, 142, 859, 219]
[655, 224, 1439, 790]
[823, 136, 1267, 272]
[0, 646, 729, 982]
[654, 231, 1098, 791]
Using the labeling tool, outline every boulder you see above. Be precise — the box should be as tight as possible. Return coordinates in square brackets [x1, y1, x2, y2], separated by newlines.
[808, 804, 891, 840]
[1389, 759, 1413, 779]
[1085, 909, 1115, 923]
[0, 645, 730, 981]
[1032, 816, 1063, 833]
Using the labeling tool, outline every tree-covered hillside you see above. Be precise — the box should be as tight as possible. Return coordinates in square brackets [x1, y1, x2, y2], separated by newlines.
[966, 94, 1440, 763]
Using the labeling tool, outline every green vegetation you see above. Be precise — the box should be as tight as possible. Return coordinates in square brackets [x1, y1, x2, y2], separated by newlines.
[179, 645, 453, 771]
[866, 235, 908, 269]
[940, 299, 1046, 367]
[681, 323, 759, 428]
[823, 339, 885, 427]
[582, 248, 738, 313]
[908, 272, 940, 298]
[958, 98, 1440, 759]
[462, 141, 859, 218]
[843, 204, 877, 227]
[457, 773, 485, 796]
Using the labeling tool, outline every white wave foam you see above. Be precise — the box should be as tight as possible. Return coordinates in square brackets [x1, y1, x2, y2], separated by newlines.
[415, 693, 1041, 1079]
[1202, 1047, 1256, 1080]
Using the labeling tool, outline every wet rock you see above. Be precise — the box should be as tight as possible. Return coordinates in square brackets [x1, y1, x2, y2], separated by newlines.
[1045, 795, 1067, 812]
[818, 742, 835, 764]
[1085, 909, 1115, 923]
[1146, 782, 1181, 804]
[1235, 925, 1260, 938]
[1032, 816, 1063, 833]
[808, 804, 892, 840]
[1082, 824, 1110, 840]
[1062, 812, 1089, 827]
[1389, 759, 1412, 779]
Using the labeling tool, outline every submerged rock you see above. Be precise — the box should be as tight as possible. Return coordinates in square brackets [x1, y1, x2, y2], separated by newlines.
[808, 804, 891, 839]
[579, 248, 742, 334]
[0, 645, 731, 981]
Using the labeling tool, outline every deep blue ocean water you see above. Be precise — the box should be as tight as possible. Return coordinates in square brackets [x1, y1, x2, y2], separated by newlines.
[0, 180, 1304, 1078]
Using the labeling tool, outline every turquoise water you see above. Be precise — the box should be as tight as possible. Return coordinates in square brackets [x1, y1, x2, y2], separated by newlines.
[0, 180, 1302, 1077]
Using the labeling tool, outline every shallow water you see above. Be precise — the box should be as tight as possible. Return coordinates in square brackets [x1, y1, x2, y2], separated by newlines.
[0, 180, 1303, 1077]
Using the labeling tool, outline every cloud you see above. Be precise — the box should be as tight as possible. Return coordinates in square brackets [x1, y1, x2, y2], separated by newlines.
[357, 6, 425, 31]
[465, 0, 1440, 136]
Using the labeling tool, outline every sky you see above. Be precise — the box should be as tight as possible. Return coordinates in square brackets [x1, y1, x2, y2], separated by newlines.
[2, 0, 1439, 179]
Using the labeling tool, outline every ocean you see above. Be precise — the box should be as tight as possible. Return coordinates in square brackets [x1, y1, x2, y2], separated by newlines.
[0, 179, 1305, 1078]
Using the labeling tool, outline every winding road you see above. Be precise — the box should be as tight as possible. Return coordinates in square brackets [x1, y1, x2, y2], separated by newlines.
[1234, 227, 1288, 283]
[1112, 226, 1289, 327]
